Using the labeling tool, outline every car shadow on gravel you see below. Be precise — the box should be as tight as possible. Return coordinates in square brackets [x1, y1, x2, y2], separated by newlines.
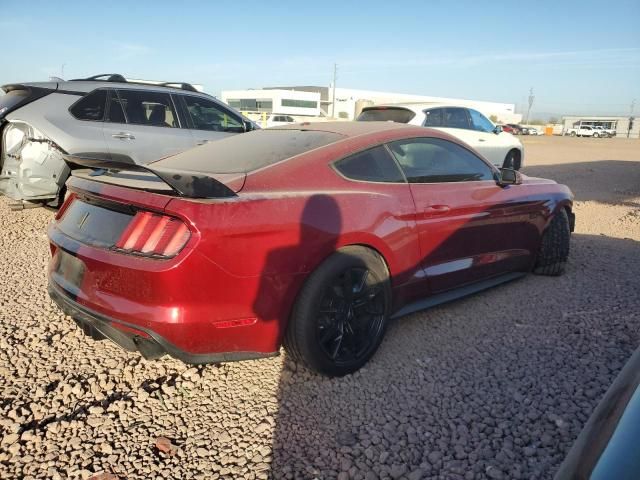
[523, 160, 640, 207]
[267, 233, 640, 479]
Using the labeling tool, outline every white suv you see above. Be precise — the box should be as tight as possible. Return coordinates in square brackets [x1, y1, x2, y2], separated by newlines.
[357, 104, 524, 170]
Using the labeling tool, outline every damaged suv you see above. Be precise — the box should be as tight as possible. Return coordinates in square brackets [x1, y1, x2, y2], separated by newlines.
[0, 74, 257, 208]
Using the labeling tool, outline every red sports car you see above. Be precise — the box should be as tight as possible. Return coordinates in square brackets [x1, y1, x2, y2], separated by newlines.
[48, 122, 574, 376]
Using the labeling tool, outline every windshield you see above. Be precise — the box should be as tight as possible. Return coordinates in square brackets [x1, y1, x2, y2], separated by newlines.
[357, 107, 416, 123]
[152, 129, 344, 174]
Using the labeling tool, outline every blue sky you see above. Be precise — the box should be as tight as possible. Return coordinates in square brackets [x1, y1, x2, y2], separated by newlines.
[1, 0, 639, 118]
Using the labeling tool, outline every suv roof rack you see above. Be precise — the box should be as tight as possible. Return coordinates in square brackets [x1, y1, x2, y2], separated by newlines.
[69, 74, 200, 93]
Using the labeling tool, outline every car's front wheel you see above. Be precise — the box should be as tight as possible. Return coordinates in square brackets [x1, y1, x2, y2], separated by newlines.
[534, 209, 571, 276]
[594, 133, 600, 138]
[503, 149, 521, 170]
[284, 246, 391, 376]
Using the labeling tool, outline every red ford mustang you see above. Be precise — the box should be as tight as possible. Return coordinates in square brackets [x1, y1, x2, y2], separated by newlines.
[47, 122, 574, 376]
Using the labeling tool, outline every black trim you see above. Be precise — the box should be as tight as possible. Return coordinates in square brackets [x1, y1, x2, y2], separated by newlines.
[391, 272, 525, 319]
[63, 154, 238, 199]
[48, 280, 278, 364]
[55, 89, 85, 96]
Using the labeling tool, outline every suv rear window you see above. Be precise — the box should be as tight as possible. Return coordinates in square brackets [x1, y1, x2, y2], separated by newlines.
[152, 129, 343, 174]
[357, 107, 416, 124]
[70, 89, 107, 121]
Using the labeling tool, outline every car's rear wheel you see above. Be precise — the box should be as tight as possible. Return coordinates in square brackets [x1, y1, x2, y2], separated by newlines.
[594, 133, 600, 138]
[284, 246, 391, 376]
[534, 209, 571, 276]
[570, 132, 576, 137]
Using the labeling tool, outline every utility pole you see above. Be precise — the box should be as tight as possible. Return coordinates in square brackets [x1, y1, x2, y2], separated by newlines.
[628, 99, 635, 138]
[525, 87, 534, 124]
[61, 64, 66, 79]
[331, 63, 337, 119]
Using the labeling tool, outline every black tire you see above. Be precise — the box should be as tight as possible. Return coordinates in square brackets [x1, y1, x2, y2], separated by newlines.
[503, 150, 521, 170]
[570, 132, 576, 137]
[284, 246, 391, 376]
[594, 133, 600, 138]
[534, 209, 571, 276]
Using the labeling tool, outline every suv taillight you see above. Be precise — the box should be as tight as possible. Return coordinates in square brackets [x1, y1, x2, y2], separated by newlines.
[115, 211, 190, 258]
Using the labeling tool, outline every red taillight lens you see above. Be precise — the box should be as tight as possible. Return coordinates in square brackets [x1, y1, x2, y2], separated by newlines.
[115, 211, 190, 258]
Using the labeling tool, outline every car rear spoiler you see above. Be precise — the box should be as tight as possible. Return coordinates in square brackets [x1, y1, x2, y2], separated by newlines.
[63, 154, 238, 199]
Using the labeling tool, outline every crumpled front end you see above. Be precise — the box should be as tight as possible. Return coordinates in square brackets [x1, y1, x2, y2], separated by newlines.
[0, 120, 67, 201]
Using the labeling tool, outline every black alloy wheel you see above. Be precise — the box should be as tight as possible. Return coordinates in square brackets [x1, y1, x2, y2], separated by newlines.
[316, 267, 385, 364]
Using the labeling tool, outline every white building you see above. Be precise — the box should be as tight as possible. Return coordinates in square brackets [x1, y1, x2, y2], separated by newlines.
[561, 115, 638, 138]
[221, 89, 321, 117]
[221, 85, 521, 123]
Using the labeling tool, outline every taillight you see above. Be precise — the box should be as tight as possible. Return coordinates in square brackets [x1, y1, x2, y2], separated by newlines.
[115, 211, 190, 258]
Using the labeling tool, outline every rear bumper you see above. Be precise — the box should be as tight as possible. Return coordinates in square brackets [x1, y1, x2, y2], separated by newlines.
[48, 280, 277, 365]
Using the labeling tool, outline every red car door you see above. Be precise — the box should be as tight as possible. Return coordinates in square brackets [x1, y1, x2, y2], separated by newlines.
[387, 137, 537, 293]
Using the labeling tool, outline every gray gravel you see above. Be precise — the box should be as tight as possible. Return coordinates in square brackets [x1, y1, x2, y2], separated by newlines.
[1, 136, 639, 479]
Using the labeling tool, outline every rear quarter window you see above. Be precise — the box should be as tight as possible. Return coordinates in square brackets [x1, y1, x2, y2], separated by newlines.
[69, 89, 107, 121]
[334, 146, 405, 183]
[357, 108, 416, 124]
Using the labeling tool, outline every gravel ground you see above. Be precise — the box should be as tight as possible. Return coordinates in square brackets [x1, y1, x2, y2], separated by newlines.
[1, 136, 639, 480]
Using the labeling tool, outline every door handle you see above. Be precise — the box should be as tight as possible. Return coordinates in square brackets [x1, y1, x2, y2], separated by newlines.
[426, 205, 450, 214]
[112, 132, 135, 140]
[478, 138, 486, 142]
[196, 140, 209, 146]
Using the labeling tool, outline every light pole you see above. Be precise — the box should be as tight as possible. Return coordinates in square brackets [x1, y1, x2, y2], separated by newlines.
[629, 99, 635, 138]
[331, 63, 337, 119]
[525, 87, 534, 124]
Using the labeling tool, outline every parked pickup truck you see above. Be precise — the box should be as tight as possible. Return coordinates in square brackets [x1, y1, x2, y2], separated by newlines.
[565, 125, 605, 137]
[594, 126, 616, 137]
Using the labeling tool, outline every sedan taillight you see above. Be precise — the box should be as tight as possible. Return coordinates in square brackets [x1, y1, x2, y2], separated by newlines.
[115, 211, 190, 258]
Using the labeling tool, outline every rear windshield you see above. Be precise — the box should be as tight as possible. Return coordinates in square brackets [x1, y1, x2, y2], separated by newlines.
[152, 129, 344, 174]
[0, 89, 30, 117]
[357, 107, 416, 124]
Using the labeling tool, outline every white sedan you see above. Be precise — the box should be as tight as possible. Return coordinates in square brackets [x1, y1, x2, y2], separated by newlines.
[357, 104, 524, 170]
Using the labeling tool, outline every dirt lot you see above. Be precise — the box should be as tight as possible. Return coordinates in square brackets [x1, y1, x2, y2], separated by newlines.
[0, 136, 639, 480]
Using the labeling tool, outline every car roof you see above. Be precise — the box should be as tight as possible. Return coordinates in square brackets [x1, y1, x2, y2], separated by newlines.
[272, 120, 418, 137]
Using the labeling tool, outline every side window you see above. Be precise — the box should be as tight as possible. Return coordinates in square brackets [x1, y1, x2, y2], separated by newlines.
[423, 108, 444, 127]
[106, 91, 126, 123]
[334, 145, 405, 183]
[182, 95, 244, 133]
[69, 89, 107, 121]
[387, 137, 494, 183]
[469, 109, 495, 133]
[443, 108, 471, 129]
[115, 90, 178, 128]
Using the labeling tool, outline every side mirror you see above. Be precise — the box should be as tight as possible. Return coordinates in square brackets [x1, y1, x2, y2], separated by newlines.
[493, 125, 502, 134]
[498, 168, 522, 186]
